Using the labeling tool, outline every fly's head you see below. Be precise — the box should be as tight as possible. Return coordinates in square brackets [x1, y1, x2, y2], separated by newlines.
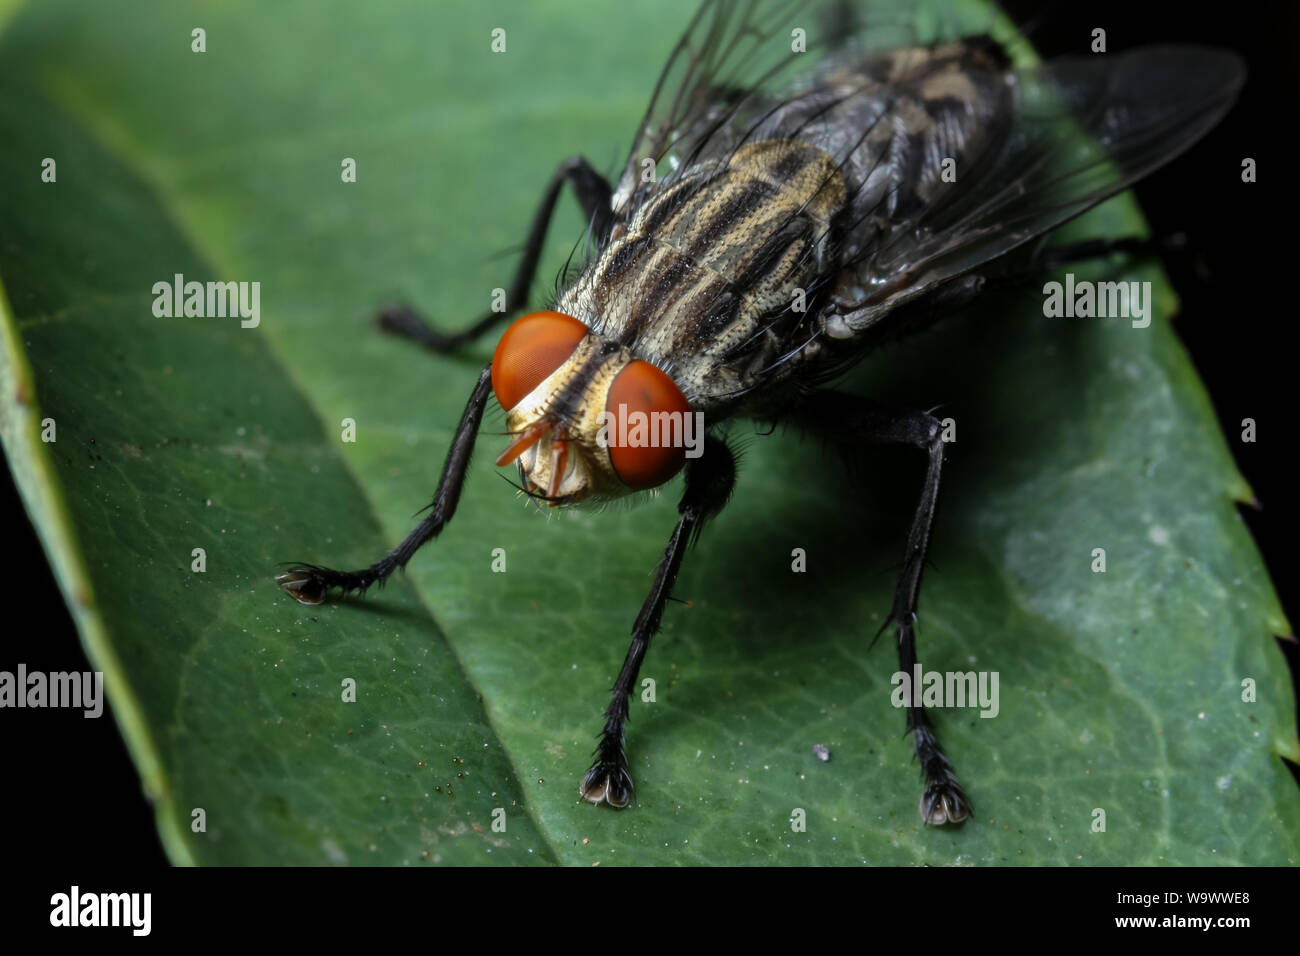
[491, 311, 693, 506]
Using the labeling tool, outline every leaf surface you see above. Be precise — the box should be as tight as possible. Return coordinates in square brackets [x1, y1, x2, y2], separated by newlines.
[0, 0, 1294, 865]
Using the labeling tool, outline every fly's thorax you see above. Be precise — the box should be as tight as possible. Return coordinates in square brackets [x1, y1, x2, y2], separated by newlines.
[562, 139, 851, 411]
[725, 140, 848, 223]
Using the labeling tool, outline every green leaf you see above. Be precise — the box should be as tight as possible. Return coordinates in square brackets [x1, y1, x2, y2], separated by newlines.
[1, 0, 1295, 865]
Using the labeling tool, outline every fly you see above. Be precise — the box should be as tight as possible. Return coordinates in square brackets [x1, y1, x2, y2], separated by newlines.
[276, 0, 1244, 825]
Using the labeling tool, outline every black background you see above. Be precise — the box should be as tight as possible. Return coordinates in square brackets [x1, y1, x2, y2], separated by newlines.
[3, 0, 1296, 872]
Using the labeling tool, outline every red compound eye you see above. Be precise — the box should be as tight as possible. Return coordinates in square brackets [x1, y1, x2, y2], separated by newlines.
[605, 360, 692, 490]
[491, 311, 589, 411]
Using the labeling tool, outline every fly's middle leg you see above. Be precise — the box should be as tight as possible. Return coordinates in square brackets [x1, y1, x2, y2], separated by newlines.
[788, 391, 971, 826]
[580, 436, 736, 808]
[377, 156, 614, 352]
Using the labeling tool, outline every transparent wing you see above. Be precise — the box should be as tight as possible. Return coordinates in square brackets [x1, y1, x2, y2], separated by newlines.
[611, 0, 949, 218]
[609, 2, 1244, 393]
[843, 45, 1246, 326]
[611, 0, 805, 215]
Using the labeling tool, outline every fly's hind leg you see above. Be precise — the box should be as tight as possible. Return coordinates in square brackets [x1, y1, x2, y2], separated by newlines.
[377, 156, 614, 352]
[580, 436, 736, 808]
[1028, 233, 1186, 273]
[966, 233, 1191, 298]
[788, 391, 971, 826]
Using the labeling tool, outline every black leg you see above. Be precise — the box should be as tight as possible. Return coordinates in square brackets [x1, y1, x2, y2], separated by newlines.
[580, 436, 737, 808]
[1029, 232, 1184, 272]
[788, 390, 971, 826]
[842, 274, 986, 351]
[839, 234, 1185, 351]
[276, 365, 493, 604]
[377, 155, 614, 352]
[938, 234, 1189, 302]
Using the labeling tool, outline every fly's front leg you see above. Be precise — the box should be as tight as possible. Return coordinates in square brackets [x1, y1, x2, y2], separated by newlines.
[275, 365, 493, 604]
[789, 391, 971, 826]
[378, 156, 614, 352]
[580, 436, 736, 808]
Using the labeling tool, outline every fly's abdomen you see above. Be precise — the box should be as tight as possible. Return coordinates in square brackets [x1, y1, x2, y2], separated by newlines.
[750, 42, 1013, 261]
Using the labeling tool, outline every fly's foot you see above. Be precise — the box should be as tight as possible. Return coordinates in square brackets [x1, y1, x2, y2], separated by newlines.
[276, 567, 329, 606]
[276, 561, 382, 606]
[275, 563, 375, 606]
[579, 760, 634, 808]
[918, 779, 971, 826]
[912, 723, 971, 825]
